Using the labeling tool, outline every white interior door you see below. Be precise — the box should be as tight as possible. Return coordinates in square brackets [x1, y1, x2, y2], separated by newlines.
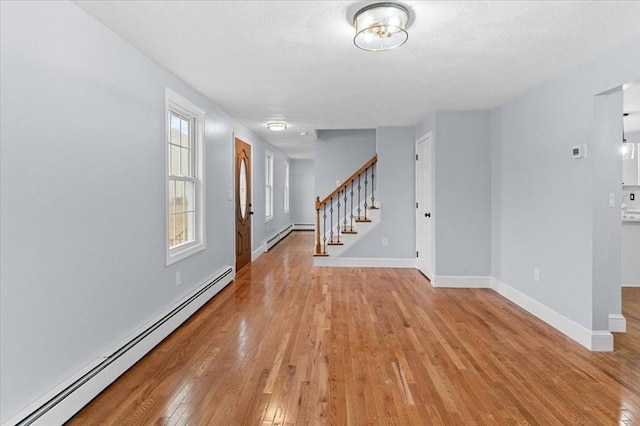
[416, 134, 434, 278]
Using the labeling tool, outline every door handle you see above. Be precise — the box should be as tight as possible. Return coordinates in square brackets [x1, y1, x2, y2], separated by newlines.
[425, 212, 431, 218]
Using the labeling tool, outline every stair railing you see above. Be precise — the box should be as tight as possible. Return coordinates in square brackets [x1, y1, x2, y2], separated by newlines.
[315, 155, 378, 256]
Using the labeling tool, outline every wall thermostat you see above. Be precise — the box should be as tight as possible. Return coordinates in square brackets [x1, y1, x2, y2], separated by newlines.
[572, 144, 587, 159]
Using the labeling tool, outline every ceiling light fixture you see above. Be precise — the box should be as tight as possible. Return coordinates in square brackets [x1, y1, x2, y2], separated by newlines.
[353, 2, 409, 52]
[267, 122, 287, 131]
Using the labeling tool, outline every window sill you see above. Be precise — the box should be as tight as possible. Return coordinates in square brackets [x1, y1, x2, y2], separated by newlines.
[166, 241, 206, 266]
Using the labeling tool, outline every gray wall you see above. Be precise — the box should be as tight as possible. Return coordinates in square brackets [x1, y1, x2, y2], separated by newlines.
[592, 90, 623, 329]
[290, 160, 315, 226]
[415, 111, 492, 276]
[415, 114, 435, 142]
[434, 111, 492, 276]
[343, 127, 416, 259]
[415, 39, 639, 332]
[491, 38, 639, 330]
[0, 1, 290, 420]
[260, 148, 293, 243]
[314, 129, 376, 199]
[626, 131, 640, 144]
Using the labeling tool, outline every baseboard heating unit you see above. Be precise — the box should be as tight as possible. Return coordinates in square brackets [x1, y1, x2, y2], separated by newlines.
[3, 266, 234, 426]
[265, 224, 294, 251]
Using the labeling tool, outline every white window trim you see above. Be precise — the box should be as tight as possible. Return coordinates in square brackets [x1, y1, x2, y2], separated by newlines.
[165, 88, 206, 265]
[284, 161, 290, 214]
[265, 150, 274, 222]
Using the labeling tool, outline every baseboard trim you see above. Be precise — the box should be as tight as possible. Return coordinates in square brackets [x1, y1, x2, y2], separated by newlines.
[3, 267, 234, 426]
[490, 278, 613, 352]
[252, 244, 266, 261]
[314, 257, 415, 268]
[622, 283, 640, 287]
[431, 275, 491, 288]
[293, 224, 314, 231]
[609, 313, 627, 333]
[590, 332, 615, 352]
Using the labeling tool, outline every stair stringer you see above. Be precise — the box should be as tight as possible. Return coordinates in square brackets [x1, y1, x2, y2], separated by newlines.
[314, 208, 381, 266]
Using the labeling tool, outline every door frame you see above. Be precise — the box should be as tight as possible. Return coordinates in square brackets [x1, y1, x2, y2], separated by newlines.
[415, 132, 435, 280]
[233, 134, 253, 272]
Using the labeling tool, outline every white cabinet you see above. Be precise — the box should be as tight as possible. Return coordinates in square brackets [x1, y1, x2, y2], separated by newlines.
[622, 143, 640, 186]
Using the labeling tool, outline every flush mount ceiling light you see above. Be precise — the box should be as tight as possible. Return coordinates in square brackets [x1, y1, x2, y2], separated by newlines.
[353, 2, 409, 52]
[267, 122, 287, 131]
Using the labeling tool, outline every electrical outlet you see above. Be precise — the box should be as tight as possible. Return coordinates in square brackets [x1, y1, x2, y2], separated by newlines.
[534, 268, 541, 282]
[175, 271, 181, 286]
[609, 193, 615, 208]
[382, 237, 389, 247]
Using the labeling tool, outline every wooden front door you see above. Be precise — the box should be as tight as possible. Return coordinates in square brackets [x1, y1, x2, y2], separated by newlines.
[235, 138, 252, 272]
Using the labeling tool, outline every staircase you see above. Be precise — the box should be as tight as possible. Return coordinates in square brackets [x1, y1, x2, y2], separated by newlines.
[314, 155, 380, 266]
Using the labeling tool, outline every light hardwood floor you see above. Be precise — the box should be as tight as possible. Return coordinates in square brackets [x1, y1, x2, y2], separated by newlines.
[68, 232, 640, 425]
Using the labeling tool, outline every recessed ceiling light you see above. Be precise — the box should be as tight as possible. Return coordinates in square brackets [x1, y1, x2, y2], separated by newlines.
[267, 122, 288, 131]
[300, 131, 308, 136]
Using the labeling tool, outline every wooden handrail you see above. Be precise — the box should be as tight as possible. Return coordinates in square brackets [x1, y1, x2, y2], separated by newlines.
[315, 154, 378, 209]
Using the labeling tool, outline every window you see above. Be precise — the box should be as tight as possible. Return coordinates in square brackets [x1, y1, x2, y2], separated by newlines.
[284, 162, 290, 214]
[166, 89, 205, 265]
[265, 150, 274, 221]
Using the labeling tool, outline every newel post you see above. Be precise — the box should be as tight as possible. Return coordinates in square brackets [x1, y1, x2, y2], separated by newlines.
[315, 196, 322, 255]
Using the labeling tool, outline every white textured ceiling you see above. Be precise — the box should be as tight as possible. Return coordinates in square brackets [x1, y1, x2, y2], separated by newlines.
[74, 1, 640, 159]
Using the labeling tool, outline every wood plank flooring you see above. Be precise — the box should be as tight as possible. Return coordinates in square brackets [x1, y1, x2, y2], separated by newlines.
[68, 232, 640, 425]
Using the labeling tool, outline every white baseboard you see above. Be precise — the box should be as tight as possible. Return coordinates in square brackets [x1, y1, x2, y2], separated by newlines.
[314, 257, 415, 268]
[590, 332, 615, 352]
[252, 244, 266, 261]
[622, 283, 640, 287]
[3, 267, 234, 426]
[431, 275, 491, 288]
[490, 278, 613, 352]
[293, 224, 314, 231]
[609, 313, 627, 332]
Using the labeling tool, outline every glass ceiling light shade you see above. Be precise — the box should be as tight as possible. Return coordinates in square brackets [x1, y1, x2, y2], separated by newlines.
[353, 2, 409, 52]
[267, 122, 287, 131]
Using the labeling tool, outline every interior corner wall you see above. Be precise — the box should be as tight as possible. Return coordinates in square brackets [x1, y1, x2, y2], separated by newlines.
[433, 111, 492, 276]
[490, 108, 503, 277]
[290, 160, 315, 226]
[491, 37, 640, 331]
[342, 127, 416, 259]
[0, 1, 289, 421]
[314, 129, 376, 199]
